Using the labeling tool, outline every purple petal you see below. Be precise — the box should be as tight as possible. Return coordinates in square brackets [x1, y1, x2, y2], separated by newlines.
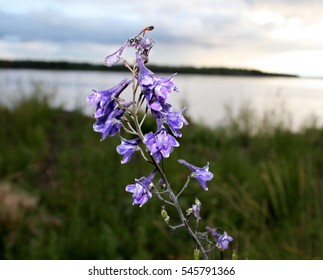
[178, 159, 197, 172]
[105, 41, 128, 67]
[178, 160, 213, 190]
[116, 137, 140, 164]
[197, 178, 208, 190]
[125, 183, 136, 193]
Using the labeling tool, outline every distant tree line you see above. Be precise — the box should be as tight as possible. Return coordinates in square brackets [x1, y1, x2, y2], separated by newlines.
[0, 59, 298, 77]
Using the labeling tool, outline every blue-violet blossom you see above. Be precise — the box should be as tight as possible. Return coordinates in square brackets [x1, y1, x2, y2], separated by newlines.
[87, 78, 130, 110]
[104, 41, 128, 67]
[93, 106, 124, 140]
[163, 106, 189, 137]
[205, 226, 233, 251]
[87, 79, 132, 140]
[144, 127, 179, 163]
[136, 37, 155, 64]
[178, 159, 213, 190]
[192, 201, 201, 221]
[116, 137, 141, 164]
[125, 171, 156, 207]
[136, 54, 178, 113]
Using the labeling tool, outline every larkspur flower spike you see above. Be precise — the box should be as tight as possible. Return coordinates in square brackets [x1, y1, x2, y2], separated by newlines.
[88, 26, 231, 259]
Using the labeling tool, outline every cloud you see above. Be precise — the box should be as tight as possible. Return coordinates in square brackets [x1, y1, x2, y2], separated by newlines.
[2, 0, 322, 49]
[246, 0, 323, 24]
[0, 9, 129, 44]
[1, 0, 323, 76]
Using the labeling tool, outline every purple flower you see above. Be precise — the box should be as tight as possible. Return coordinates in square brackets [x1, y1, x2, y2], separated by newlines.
[87, 78, 130, 108]
[192, 201, 201, 220]
[137, 37, 155, 64]
[136, 53, 155, 88]
[125, 171, 156, 207]
[186, 198, 201, 220]
[205, 226, 233, 251]
[164, 107, 189, 137]
[154, 74, 178, 100]
[149, 104, 188, 137]
[178, 159, 213, 190]
[104, 40, 128, 67]
[136, 55, 178, 113]
[87, 79, 131, 119]
[93, 107, 124, 140]
[116, 137, 141, 164]
[87, 79, 131, 140]
[143, 127, 179, 163]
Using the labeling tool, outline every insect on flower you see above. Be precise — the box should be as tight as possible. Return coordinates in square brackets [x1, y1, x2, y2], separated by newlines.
[104, 26, 154, 67]
[128, 26, 154, 47]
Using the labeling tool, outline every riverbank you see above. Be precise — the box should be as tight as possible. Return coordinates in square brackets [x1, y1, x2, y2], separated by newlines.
[0, 59, 298, 77]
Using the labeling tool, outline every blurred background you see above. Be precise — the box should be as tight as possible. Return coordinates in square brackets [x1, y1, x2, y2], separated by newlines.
[0, 0, 323, 259]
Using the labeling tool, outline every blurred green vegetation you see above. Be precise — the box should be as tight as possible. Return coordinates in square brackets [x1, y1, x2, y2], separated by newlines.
[0, 86, 322, 260]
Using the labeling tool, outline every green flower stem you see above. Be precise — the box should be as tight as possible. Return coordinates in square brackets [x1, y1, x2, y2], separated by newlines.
[152, 161, 209, 260]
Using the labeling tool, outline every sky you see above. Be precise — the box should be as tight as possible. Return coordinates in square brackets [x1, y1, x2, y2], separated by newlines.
[1, 0, 323, 77]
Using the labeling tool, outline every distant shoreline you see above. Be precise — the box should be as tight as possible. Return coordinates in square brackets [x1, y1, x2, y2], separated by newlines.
[0, 59, 299, 78]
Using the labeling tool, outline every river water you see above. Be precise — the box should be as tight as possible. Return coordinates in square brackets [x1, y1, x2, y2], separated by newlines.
[1, 69, 323, 129]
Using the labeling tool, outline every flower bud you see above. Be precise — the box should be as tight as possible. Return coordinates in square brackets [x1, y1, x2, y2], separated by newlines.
[232, 249, 239, 260]
[193, 248, 202, 260]
[161, 206, 170, 224]
[186, 207, 193, 217]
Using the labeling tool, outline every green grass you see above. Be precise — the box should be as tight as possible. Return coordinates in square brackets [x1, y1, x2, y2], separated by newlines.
[0, 87, 322, 259]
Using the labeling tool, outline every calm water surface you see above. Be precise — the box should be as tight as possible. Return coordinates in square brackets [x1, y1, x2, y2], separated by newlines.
[1, 69, 323, 129]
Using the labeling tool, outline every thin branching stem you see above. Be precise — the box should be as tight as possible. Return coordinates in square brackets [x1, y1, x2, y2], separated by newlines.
[128, 62, 209, 260]
[138, 147, 150, 162]
[139, 110, 148, 128]
[121, 123, 138, 135]
[168, 223, 185, 230]
[176, 175, 191, 199]
[121, 58, 133, 72]
[154, 193, 174, 206]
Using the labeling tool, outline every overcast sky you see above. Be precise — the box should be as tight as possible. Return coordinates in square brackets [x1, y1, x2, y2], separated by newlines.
[1, 0, 323, 77]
